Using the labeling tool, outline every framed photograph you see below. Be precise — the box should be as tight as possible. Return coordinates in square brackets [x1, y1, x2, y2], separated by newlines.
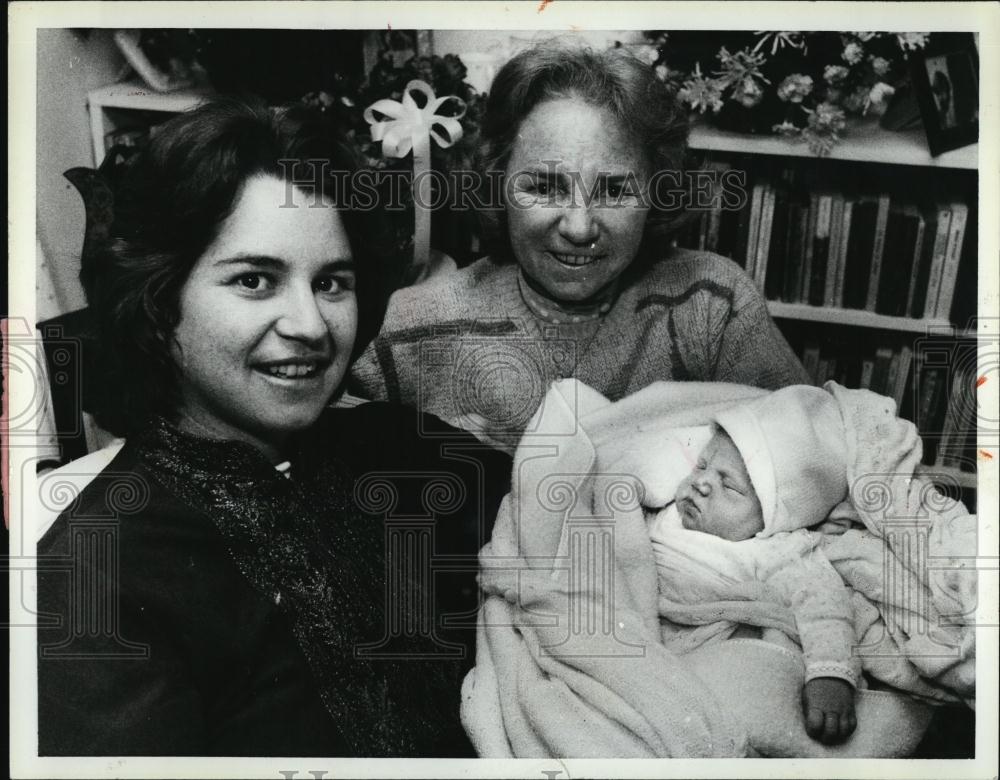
[911, 32, 979, 156]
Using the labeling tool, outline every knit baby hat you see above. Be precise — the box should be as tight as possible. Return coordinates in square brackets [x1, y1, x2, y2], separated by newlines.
[713, 385, 849, 537]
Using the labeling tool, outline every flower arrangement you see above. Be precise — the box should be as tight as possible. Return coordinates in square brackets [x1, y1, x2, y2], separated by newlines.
[299, 32, 487, 279]
[646, 31, 929, 155]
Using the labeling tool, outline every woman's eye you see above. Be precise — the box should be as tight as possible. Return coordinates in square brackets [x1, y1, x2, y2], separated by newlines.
[235, 273, 271, 291]
[605, 183, 624, 199]
[695, 459, 707, 471]
[315, 275, 354, 295]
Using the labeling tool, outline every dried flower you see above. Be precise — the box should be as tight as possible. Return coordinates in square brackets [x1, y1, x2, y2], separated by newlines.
[811, 101, 847, 131]
[855, 32, 879, 43]
[841, 84, 870, 113]
[802, 101, 847, 155]
[753, 31, 807, 55]
[897, 32, 930, 51]
[823, 65, 849, 84]
[678, 62, 724, 113]
[866, 82, 896, 115]
[655, 64, 670, 82]
[777, 73, 814, 103]
[842, 42, 864, 65]
[733, 77, 765, 108]
[772, 120, 801, 137]
[714, 46, 770, 89]
[870, 56, 891, 76]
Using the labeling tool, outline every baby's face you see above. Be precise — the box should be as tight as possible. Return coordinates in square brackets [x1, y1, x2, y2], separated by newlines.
[675, 430, 764, 541]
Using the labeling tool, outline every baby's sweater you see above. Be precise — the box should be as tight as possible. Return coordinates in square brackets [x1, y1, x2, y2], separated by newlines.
[350, 250, 808, 450]
[648, 505, 862, 687]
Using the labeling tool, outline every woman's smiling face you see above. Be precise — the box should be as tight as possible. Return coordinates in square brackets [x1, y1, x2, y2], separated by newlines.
[170, 175, 357, 460]
[505, 96, 651, 303]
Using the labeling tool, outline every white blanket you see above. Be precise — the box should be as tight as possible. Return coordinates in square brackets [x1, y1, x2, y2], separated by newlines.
[461, 379, 973, 757]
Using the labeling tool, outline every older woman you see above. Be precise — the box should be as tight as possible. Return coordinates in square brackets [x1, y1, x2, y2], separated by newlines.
[36, 98, 510, 756]
[350, 43, 807, 449]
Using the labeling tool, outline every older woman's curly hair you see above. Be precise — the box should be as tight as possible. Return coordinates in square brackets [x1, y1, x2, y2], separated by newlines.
[476, 41, 690, 264]
[90, 97, 392, 435]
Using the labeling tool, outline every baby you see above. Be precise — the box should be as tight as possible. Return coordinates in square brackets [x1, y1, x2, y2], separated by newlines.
[648, 385, 860, 746]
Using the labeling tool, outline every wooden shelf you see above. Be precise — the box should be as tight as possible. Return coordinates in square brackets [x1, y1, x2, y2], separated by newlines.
[767, 301, 956, 334]
[87, 80, 215, 165]
[689, 119, 977, 170]
[915, 464, 978, 491]
[88, 80, 213, 113]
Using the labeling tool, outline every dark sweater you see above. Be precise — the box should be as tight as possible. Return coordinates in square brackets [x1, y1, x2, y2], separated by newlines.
[37, 403, 511, 756]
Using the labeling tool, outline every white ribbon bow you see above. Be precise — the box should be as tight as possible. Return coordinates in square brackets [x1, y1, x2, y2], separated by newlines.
[363, 80, 468, 285]
[363, 79, 467, 159]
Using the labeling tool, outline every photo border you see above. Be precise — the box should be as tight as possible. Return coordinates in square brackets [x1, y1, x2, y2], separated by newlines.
[8, 2, 1000, 779]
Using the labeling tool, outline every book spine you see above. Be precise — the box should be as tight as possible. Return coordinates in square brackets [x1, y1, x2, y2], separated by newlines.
[732, 166, 756, 269]
[755, 183, 776, 292]
[803, 343, 821, 385]
[824, 196, 844, 307]
[785, 205, 809, 302]
[885, 349, 901, 404]
[810, 194, 832, 305]
[936, 365, 968, 467]
[870, 346, 894, 395]
[801, 193, 819, 302]
[893, 344, 913, 410]
[935, 202, 969, 320]
[903, 210, 927, 317]
[833, 200, 854, 308]
[923, 205, 953, 319]
[865, 193, 892, 310]
[860, 358, 875, 390]
[746, 180, 767, 280]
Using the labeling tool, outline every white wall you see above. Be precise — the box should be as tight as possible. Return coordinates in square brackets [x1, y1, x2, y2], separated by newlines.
[432, 30, 646, 93]
[36, 29, 126, 320]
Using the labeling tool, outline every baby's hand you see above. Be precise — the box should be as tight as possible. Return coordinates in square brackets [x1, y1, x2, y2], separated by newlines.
[802, 677, 856, 745]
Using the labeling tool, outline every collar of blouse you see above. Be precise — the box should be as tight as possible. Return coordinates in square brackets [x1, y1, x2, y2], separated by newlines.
[516, 268, 621, 325]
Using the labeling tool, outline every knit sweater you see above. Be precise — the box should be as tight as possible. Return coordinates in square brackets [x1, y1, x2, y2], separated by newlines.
[350, 250, 808, 450]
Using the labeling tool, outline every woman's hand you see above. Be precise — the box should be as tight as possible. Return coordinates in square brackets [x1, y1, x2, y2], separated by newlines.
[802, 676, 857, 745]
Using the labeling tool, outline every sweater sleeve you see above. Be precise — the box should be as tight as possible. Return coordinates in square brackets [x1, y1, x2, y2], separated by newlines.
[714, 266, 809, 389]
[37, 544, 207, 755]
[762, 537, 861, 687]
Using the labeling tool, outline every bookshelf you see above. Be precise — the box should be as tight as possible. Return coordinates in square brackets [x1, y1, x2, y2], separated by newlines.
[684, 123, 979, 505]
[689, 118, 978, 170]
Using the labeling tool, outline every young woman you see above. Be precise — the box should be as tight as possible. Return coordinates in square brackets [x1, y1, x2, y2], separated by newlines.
[37, 97, 510, 757]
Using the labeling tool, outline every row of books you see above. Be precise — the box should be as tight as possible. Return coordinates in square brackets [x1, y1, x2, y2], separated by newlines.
[799, 341, 913, 409]
[933, 361, 979, 472]
[796, 339, 977, 472]
[679, 160, 974, 322]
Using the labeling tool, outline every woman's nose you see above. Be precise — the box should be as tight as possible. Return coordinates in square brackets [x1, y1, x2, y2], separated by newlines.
[275, 286, 327, 343]
[557, 202, 599, 246]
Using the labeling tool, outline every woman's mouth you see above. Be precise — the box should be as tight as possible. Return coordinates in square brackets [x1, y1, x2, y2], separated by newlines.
[549, 251, 603, 268]
[254, 358, 331, 382]
[267, 362, 320, 379]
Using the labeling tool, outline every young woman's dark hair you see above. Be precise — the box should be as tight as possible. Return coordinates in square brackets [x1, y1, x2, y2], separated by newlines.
[475, 41, 690, 263]
[91, 96, 391, 435]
